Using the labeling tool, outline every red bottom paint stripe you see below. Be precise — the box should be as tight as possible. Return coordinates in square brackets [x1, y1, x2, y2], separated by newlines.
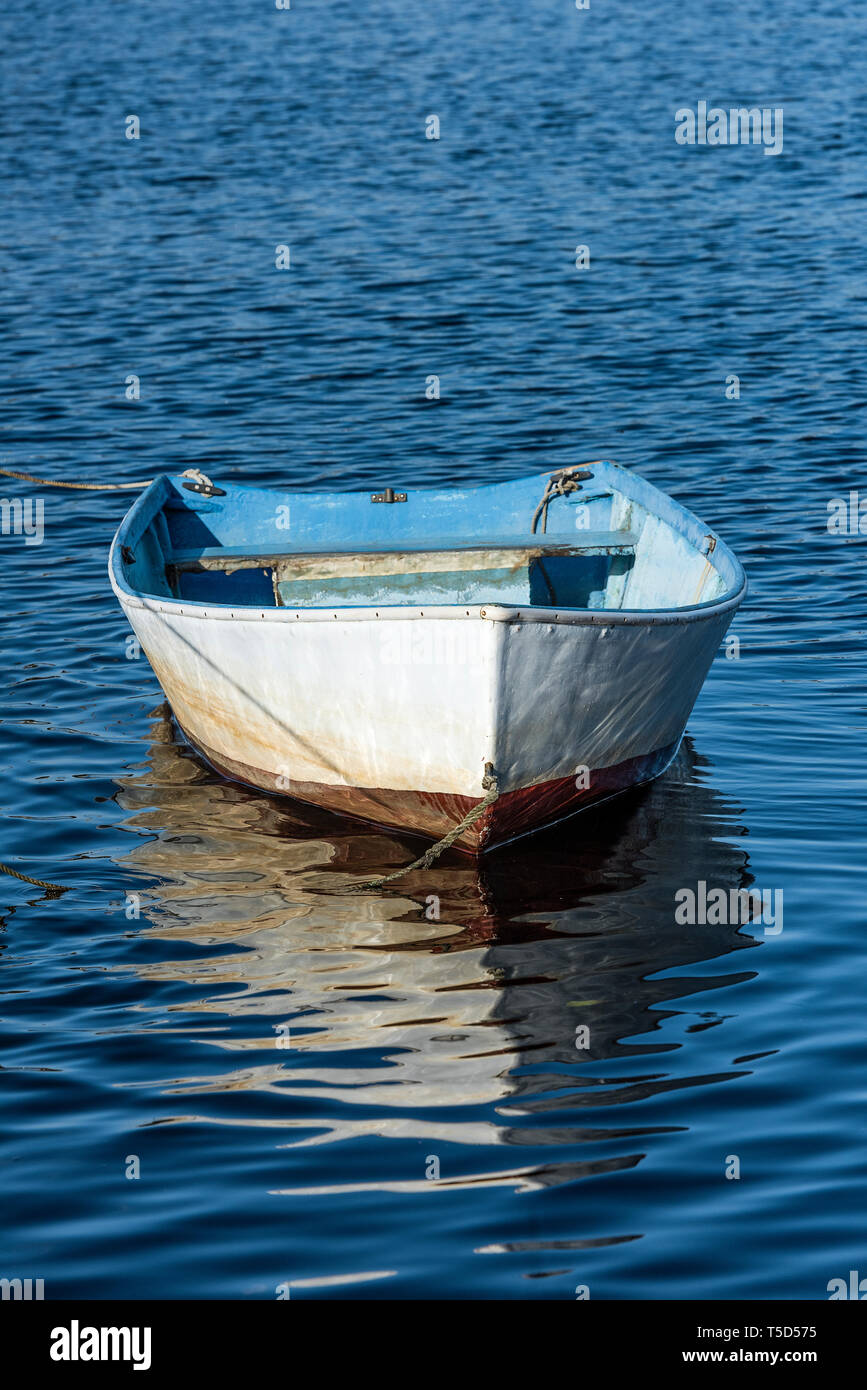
[177, 721, 681, 854]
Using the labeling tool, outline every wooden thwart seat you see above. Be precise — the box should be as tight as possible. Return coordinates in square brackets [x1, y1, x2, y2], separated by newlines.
[167, 532, 640, 610]
[168, 531, 640, 577]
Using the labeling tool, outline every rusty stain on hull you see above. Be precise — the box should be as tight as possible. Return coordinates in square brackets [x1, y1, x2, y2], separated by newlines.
[179, 721, 680, 855]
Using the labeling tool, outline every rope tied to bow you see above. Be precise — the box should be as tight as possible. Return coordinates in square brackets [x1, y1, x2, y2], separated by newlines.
[347, 765, 499, 892]
[531, 465, 598, 534]
[0, 466, 217, 493]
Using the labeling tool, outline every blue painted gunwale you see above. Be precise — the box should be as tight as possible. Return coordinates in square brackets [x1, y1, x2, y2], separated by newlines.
[109, 463, 747, 625]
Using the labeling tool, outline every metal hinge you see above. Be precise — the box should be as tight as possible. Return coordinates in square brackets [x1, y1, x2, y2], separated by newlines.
[371, 487, 407, 503]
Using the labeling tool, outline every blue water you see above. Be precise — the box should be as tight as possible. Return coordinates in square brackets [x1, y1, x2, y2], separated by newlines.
[1, 0, 865, 1299]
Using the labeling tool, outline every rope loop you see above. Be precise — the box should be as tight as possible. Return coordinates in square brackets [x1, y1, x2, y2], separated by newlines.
[531, 464, 600, 534]
[179, 468, 224, 496]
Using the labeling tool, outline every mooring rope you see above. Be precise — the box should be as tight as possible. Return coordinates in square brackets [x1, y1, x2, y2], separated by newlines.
[0, 466, 218, 493]
[348, 767, 500, 892]
[0, 466, 153, 491]
[0, 862, 68, 894]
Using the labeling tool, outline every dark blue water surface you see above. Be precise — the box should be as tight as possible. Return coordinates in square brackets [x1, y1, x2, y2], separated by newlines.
[1, 0, 865, 1299]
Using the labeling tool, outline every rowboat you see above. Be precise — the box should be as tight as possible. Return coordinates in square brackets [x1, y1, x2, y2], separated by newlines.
[109, 462, 746, 854]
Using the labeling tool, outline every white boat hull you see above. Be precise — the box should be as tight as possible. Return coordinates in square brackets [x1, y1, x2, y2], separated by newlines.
[114, 592, 736, 852]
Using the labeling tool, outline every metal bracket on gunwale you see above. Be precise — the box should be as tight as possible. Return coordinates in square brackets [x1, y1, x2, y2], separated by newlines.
[180, 469, 226, 498]
[371, 488, 407, 503]
[183, 479, 227, 497]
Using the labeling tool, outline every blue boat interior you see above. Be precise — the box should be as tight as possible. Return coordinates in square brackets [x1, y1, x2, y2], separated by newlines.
[116, 464, 740, 613]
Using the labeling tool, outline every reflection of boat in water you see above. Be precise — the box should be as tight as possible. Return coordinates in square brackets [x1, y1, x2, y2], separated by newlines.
[110, 705, 761, 1196]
